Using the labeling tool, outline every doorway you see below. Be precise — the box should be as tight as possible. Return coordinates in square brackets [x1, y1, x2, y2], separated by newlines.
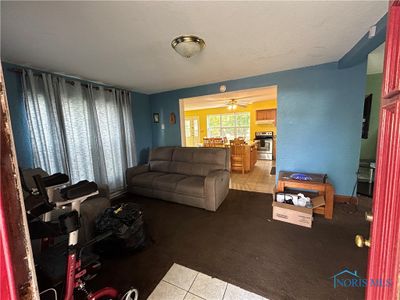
[179, 86, 278, 193]
[357, 42, 385, 199]
[185, 116, 200, 147]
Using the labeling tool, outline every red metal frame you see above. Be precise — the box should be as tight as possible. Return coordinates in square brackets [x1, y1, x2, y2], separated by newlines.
[65, 249, 78, 300]
[64, 245, 119, 300]
[88, 287, 119, 300]
[366, 1, 400, 299]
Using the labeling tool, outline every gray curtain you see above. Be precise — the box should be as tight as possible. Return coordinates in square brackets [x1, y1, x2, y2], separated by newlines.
[22, 69, 137, 193]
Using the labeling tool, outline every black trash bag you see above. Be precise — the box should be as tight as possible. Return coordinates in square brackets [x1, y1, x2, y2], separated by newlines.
[95, 203, 146, 255]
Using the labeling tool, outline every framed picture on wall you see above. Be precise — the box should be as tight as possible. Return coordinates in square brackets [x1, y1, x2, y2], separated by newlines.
[153, 113, 160, 123]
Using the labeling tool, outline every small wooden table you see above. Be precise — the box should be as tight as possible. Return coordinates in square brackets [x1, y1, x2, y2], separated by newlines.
[276, 177, 335, 220]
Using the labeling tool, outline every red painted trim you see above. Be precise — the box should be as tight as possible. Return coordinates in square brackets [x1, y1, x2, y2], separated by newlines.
[0, 193, 18, 300]
[1, 62, 38, 299]
[382, 1, 400, 101]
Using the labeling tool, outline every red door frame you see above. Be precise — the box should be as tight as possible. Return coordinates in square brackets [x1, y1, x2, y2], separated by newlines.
[0, 3, 399, 300]
[0, 65, 39, 299]
[366, 1, 400, 299]
[0, 193, 18, 300]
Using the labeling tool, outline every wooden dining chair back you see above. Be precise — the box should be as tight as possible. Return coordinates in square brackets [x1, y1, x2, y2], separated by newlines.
[203, 137, 214, 147]
[213, 138, 225, 147]
[230, 138, 245, 146]
[204, 137, 224, 147]
[230, 144, 246, 174]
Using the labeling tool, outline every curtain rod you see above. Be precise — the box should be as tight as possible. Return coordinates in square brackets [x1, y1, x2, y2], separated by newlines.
[7, 67, 129, 93]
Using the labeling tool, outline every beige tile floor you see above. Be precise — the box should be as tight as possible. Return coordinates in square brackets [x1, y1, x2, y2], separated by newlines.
[148, 263, 268, 300]
[230, 160, 276, 194]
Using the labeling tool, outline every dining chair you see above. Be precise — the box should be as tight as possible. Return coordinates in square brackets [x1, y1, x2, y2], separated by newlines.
[231, 143, 246, 174]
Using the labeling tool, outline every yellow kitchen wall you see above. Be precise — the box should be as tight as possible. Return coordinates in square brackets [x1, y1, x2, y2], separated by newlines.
[184, 99, 277, 142]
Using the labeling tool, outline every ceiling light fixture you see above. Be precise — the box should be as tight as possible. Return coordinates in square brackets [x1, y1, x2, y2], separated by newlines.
[226, 99, 241, 110]
[171, 35, 206, 58]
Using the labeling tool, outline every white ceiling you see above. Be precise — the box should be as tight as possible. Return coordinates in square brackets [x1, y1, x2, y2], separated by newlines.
[367, 42, 385, 74]
[183, 86, 277, 111]
[1, 1, 387, 94]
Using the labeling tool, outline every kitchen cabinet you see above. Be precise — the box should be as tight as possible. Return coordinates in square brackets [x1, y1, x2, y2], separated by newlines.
[256, 109, 276, 122]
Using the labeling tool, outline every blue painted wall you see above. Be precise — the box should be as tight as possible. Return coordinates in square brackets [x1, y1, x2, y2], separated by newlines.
[150, 62, 367, 195]
[2, 62, 153, 167]
[2, 62, 34, 168]
[4, 60, 367, 195]
[132, 92, 152, 164]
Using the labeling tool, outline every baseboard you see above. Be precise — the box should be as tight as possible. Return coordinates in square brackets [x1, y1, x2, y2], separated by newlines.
[334, 194, 358, 205]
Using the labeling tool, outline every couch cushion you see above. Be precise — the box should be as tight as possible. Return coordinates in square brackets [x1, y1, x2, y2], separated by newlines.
[131, 172, 166, 188]
[169, 147, 229, 177]
[149, 147, 175, 172]
[153, 173, 187, 192]
[148, 147, 229, 176]
[170, 148, 194, 175]
[149, 161, 171, 173]
[192, 148, 227, 176]
[192, 147, 227, 166]
[175, 176, 205, 198]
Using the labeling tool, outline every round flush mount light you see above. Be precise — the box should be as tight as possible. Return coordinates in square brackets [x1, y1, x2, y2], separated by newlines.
[171, 35, 206, 58]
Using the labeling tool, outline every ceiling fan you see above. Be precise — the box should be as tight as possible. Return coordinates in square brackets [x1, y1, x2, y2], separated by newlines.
[224, 99, 247, 110]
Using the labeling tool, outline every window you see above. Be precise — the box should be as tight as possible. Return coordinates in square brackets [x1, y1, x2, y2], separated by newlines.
[185, 116, 200, 146]
[22, 69, 136, 194]
[207, 112, 250, 141]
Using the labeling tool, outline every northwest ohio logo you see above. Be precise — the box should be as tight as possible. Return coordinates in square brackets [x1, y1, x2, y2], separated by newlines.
[331, 268, 393, 288]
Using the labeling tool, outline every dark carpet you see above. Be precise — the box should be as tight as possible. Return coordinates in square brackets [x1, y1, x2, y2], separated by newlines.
[270, 167, 276, 175]
[91, 190, 370, 300]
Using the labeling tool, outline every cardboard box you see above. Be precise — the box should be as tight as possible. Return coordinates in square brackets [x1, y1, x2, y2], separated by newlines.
[272, 195, 325, 228]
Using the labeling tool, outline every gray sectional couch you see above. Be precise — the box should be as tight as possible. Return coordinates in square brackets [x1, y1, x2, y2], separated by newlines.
[126, 147, 230, 211]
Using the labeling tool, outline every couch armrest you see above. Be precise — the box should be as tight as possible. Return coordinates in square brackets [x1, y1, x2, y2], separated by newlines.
[96, 184, 110, 199]
[80, 195, 111, 245]
[126, 164, 149, 184]
[204, 169, 230, 211]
